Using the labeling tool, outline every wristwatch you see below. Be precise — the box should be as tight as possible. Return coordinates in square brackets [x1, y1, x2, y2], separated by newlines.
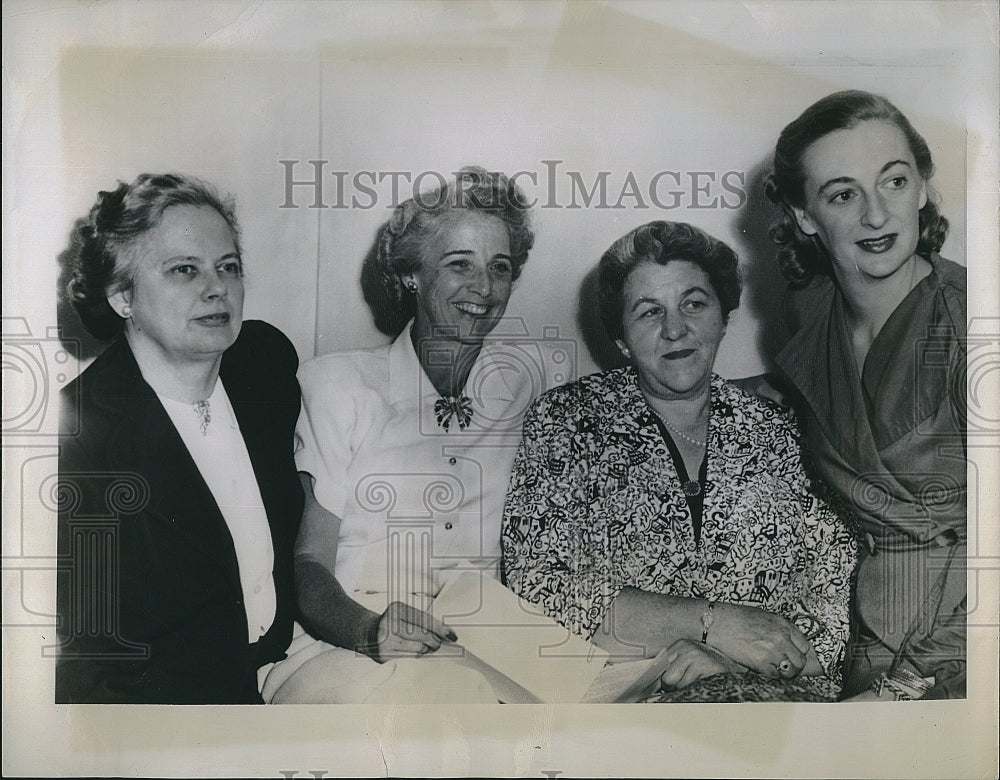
[701, 600, 716, 644]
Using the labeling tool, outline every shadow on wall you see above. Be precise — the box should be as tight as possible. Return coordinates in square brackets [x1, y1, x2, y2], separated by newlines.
[577, 264, 628, 374]
[359, 225, 392, 336]
[734, 158, 791, 371]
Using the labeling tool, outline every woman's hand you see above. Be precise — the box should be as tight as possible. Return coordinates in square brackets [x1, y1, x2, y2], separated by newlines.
[368, 601, 458, 663]
[709, 603, 811, 679]
[658, 639, 745, 691]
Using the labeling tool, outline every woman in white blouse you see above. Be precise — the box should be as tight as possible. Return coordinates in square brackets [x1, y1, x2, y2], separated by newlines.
[263, 166, 563, 703]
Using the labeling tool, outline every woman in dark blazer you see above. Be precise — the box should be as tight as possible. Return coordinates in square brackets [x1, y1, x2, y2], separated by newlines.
[56, 173, 303, 703]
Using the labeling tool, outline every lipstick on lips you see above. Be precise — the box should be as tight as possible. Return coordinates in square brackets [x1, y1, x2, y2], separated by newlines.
[194, 312, 231, 326]
[664, 348, 696, 360]
[453, 302, 488, 315]
[855, 233, 898, 253]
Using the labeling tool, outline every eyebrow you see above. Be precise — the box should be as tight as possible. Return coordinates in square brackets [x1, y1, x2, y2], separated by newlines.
[161, 252, 241, 266]
[816, 160, 912, 196]
[440, 250, 512, 261]
[628, 286, 710, 311]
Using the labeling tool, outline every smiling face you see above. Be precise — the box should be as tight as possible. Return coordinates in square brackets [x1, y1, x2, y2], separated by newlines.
[406, 210, 513, 344]
[108, 204, 244, 365]
[616, 260, 726, 402]
[793, 119, 928, 284]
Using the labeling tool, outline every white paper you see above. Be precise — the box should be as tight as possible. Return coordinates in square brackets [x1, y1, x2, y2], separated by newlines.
[433, 571, 609, 703]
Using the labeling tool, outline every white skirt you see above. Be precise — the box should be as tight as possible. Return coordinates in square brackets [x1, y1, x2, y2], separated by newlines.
[261, 624, 496, 704]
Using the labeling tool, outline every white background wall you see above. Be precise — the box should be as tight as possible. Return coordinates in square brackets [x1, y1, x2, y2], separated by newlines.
[5, 1, 981, 379]
[3, 2, 998, 778]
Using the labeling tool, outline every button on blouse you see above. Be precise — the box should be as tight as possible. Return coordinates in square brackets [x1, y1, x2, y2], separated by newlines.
[294, 323, 557, 614]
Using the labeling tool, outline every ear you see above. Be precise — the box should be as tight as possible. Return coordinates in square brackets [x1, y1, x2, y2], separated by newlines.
[918, 179, 928, 210]
[791, 205, 818, 237]
[106, 288, 131, 318]
[614, 339, 632, 359]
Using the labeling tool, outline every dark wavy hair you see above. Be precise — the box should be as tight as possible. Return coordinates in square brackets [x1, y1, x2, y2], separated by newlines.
[765, 90, 949, 285]
[58, 173, 241, 340]
[361, 166, 534, 337]
[598, 220, 742, 342]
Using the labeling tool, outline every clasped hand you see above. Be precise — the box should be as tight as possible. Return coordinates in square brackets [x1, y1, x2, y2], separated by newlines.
[368, 601, 458, 662]
[709, 604, 811, 679]
[659, 605, 812, 689]
[658, 639, 745, 691]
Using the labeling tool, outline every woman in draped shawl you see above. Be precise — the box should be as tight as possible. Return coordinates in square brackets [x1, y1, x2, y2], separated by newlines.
[765, 90, 966, 700]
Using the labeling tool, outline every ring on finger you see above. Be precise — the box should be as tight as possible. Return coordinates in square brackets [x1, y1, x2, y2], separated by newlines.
[777, 658, 792, 673]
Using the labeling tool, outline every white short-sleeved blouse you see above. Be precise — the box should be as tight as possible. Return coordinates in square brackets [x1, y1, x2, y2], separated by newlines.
[295, 322, 568, 614]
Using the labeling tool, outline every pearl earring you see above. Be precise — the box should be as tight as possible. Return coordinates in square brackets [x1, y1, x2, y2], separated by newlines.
[122, 305, 131, 317]
[406, 281, 418, 294]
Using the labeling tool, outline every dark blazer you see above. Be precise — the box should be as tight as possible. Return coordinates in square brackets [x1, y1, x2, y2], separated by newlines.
[56, 320, 303, 703]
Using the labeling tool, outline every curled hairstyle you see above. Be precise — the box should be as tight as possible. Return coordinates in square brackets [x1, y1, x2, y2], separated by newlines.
[598, 220, 742, 342]
[765, 89, 949, 285]
[59, 173, 241, 340]
[361, 166, 534, 337]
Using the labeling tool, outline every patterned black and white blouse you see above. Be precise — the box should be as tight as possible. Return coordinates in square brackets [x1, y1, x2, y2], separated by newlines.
[501, 368, 857, 682]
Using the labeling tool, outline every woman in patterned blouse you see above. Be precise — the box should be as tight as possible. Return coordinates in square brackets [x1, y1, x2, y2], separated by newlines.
[502, 220, 857, 701]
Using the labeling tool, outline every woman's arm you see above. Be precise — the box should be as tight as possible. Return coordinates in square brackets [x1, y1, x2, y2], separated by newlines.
[764, 409, 857, 680]
[295, 474, 455, 660]
[905, 291, 966, 698]
[502, 395, 622, 641]
[502, 393, 814, 677]
[594, 587, 815, 677]
[783, 496, 856, 680]
[294, 473, 373, 651]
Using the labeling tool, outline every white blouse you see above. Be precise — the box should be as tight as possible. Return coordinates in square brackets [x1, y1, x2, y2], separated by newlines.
[157, 380, 276, 643]
[294, 322, 572, 615]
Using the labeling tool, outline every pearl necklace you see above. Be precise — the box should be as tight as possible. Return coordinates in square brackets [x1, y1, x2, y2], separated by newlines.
[651, 408, 706, 448]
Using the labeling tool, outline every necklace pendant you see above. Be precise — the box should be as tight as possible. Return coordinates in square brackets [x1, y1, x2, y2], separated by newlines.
[193, 399, 211, 436]
[682, 480, 702, 497]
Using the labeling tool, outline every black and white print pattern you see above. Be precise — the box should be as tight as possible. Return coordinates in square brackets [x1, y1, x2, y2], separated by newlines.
[501, 368, 857, 682]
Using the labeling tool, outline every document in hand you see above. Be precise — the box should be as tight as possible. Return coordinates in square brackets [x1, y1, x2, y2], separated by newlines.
[431, 571, 668, 703]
